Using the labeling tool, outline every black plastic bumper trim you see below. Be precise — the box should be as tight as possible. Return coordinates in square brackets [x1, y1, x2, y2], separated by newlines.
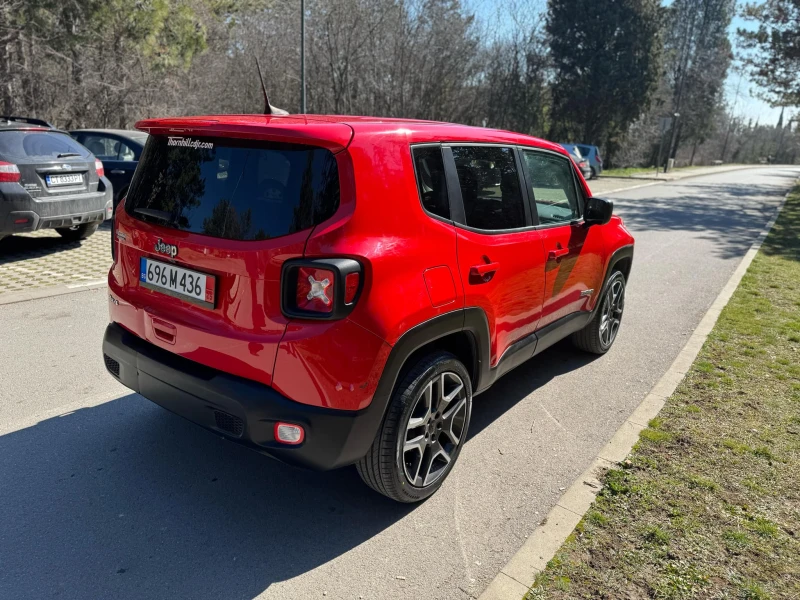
[102, 323, 384, 471]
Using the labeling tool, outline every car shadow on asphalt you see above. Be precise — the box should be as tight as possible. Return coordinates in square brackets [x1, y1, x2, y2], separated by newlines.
[469, 340, 599, 437]
[0, 234, 86, 262]
[613, 178, 793, 261]
[0, 394, 415, 599]
[0, 339, 596, 600]
[0, 220, 110, 264]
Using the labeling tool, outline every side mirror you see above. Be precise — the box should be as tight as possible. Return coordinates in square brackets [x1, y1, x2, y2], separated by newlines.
[584, 196, 613, 226]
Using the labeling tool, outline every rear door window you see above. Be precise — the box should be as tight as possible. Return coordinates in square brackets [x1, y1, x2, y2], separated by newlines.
[0, 131, 91, 161]
[125, 135, 340, 241]
[82, 135, 136, 161]
[450, 145, 525, 231]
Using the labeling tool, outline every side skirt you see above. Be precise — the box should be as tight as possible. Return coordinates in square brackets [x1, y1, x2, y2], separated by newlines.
[475, 311, 591, 395]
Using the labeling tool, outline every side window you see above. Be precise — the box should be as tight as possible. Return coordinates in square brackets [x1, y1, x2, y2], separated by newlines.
[118, 141, 136, 161]
[522, 150, 581, 225]
[82, 135, 117, 160]
[412, 146, 450, 220]
[451, 145, 525, 231]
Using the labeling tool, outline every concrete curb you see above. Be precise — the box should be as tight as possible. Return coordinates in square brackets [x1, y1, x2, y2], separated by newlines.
[478, 187, 792, 600]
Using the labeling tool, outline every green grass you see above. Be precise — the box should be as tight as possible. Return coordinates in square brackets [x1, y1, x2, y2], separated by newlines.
[525, 184, 800, 600]
[603, 165, 707, 177]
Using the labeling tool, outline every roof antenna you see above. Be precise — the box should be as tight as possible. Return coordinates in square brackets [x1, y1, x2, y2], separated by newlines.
[255, 57, 289, 116]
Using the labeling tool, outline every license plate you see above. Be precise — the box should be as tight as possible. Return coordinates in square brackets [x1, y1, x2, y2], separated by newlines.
[139, 257, 216, 308]
[46, 173, 83, 186]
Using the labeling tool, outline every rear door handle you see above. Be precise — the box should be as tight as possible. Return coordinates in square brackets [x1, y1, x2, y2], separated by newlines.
[548, 248, 570, 260]
[469, 262, 499, 284]
[470, 262, 499, 277]
[110, 169, 126, 175]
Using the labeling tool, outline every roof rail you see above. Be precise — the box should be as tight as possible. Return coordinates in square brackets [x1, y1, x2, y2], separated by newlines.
[0, 116, 54, 128]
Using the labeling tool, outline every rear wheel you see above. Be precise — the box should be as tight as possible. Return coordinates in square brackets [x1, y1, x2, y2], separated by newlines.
[56, 222, 99, 242]
[591, 167, 598, 180]
[572, 270, 626, 354]
[356, 351, 472, 503]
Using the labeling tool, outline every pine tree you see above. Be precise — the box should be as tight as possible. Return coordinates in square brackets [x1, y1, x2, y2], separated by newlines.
[546, 0, 663, 159]
[739, 0, 800, 107]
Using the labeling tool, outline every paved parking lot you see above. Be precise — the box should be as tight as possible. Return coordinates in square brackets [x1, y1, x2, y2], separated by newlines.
[0, 224, 111, 295]
[1, 167, 797, 600]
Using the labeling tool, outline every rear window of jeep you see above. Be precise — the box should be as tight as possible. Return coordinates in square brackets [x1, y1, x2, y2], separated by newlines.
[125, 135, 340, 241]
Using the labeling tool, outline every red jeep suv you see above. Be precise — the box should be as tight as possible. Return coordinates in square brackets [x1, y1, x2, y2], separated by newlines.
[102, 115, 633, 502]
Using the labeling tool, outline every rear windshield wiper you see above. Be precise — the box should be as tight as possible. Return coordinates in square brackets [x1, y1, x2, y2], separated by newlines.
[57, 152, 82, 158]
[133, 207, 176, 226]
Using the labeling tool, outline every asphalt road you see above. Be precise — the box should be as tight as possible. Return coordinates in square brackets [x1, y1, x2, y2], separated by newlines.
[1, 166, 797, 600]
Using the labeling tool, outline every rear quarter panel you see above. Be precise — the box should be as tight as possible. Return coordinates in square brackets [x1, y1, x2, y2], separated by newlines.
[303, 131, 464, 344]
[271, 132, 464, 410]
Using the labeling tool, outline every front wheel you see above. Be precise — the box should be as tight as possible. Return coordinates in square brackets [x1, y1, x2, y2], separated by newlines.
[356, 351, 472, 503]
[56, 222, 99, 242]
[572, 271, 626, 354]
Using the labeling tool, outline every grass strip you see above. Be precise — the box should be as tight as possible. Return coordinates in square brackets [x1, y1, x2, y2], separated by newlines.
[527, 184, 800, 600]
[602, 165, 706, 177]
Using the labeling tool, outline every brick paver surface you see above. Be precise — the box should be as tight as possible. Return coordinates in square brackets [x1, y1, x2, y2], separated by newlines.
[0, 224, 111, 295]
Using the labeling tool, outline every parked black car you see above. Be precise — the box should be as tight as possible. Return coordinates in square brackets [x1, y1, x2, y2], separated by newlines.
[70, 129, 148, 204]
[0, 116, 112, 242]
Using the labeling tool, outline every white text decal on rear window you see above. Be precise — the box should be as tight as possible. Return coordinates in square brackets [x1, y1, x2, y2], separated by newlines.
[167, 136, 214, 150]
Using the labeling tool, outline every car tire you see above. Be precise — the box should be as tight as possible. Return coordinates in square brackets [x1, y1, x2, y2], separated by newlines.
[356, 351, 472, 503]
[572, 270, 626, 354]
[56, 222, 99, 242]
[591, 167, 598, 179]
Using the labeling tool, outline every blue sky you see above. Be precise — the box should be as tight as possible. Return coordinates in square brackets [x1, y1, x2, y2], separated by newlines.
[466, 0, 784, 125]
[728, 11, 784, 124]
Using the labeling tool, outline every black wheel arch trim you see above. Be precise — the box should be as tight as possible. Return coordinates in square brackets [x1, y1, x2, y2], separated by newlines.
[365, 244, 633, 459]
[605, 244, 634, 282]
[590, 244, 633, 318]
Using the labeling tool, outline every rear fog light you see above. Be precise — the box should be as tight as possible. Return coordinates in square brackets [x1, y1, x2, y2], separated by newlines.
[274, 422, 305, 445]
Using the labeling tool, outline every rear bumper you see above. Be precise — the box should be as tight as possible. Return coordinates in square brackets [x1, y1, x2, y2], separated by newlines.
[102, 323, 385, 471]
[0, 180, 112, 233]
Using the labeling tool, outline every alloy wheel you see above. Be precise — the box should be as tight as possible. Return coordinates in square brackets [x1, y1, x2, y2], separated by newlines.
[401, 372, 468, 488]
[599, 278, 624, 347]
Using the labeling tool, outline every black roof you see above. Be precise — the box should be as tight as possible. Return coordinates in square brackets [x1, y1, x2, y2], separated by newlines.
[70, 128, 149, 145]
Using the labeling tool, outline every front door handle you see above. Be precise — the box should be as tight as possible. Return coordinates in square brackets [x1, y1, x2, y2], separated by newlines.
[548, 248, 570, 260]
